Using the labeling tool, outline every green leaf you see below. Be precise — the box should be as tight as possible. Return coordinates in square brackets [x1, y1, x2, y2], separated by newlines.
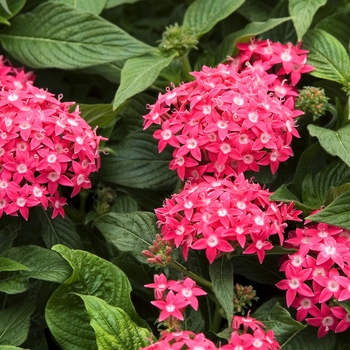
[78, 103, 122, 128]
[231, 255, 283, 285]
[99, 131, 177, 190]
[80, 60, 124, 84]
[215, 17, 290, 63]
[94, 211, 157, 263]
[306, 190, 350, 229]
[0, 297, 35, 346]
[289, 0, 327, 40]
[0, 0, 10, 14]
[0, 0, 25, 21]
[75, 294, 150, 350]
[0, 246, 72, 294]
[0, 2, 152, 69]
[0, 224, 19, 255]
[209, 257, 234, 327]
[316, 12, 350, 53]
[48, 0, 107, 14]
[105, 0, 145, 8]
[113, 52, 175, 111]
[236, 0, 272, 21]
[182, 0, 245, 37]
[0, 257, 30, 272]
[36, 207, 83, 249]
[0, 346, 27, 350]
[110, 193, 140, 213]
[254, 301, 306, 346]
[308, 124, 350, 168]
[302, 29, 350, 85]
[46, 245, 140, 350]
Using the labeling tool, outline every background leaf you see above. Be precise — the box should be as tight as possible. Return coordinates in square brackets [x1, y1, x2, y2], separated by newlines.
[209, 257, 234, 327]
[75, 294, 150, 350]
[94, 211, 157, 263]
[104, 0, 145, 8]
[78, 103, 122, 128]
[0, 2, 152, 69]
[99, 131, 177, 190]
[113, 52, 175, 110]
[303, 29, 350, 85]
[182, 0, 245, 37]
[48, 0, 107, 14]
[289, 0, 327, 40]
[0, 257, 29, 272]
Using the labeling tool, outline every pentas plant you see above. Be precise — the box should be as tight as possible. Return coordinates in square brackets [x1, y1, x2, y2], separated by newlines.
[143, 40, 311, 180]
[153, 173, 301, 264]
[277, 218, 350, 337]
[0, 57, 104, 219]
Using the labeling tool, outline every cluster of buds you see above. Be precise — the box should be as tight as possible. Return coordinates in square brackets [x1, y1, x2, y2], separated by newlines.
[155, 174, 301, 264]
[234, 284, 258, 314]
[277, 219, 350, 337]
[142, 234, 173, 266]
[295, 86, 329, 119]
[0, 57, 104, 219]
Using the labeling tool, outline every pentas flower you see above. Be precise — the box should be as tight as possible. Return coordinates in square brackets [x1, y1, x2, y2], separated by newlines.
[0, 57, 105, 219]
[277, 219, 350, 336]
[144, 39, 313, 180]
[155, 174, 301, 264]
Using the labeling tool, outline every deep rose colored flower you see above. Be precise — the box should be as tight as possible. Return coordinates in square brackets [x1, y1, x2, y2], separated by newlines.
[0, 57, 105, 219]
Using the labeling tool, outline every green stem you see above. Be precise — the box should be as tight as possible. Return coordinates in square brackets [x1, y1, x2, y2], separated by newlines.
[168, 260, 213, 290]
[179, 54, 193, 81]
[211, 304, 223, 334]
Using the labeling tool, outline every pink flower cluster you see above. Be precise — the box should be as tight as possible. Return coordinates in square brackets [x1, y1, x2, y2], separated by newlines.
[143, 40, 312, 180]
[141, 308, 280, 349]
[155, 174, 301, 264]
[145, 274, 206, 324]
[0, 57, 104, 219]
[277, 221, 350, 337]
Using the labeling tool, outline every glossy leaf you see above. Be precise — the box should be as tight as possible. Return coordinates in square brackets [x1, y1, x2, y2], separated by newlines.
[0, 2, 152, 69]
[99, 131, 177, 190]
[0, 297, 35, 346]
[289, 0, 327, 40]
[209, 257, 234, 327]
[46, 245, 140, 350]
[183, 0, 245, 36]
[75, 294, 150, 350]
[0, 246, 72, 294]
[94, 211, 157, 263]
[36, 207, 83, 249]
[308, 124, 350, 168]
[113, 52, 175, 110]
[303, 29, 350, 85]
[48, 0, 107, 14]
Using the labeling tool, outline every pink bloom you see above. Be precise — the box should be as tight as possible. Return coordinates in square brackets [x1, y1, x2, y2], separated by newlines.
[306, 303, 338, 337]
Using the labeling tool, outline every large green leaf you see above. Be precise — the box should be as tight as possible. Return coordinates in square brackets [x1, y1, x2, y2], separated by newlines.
[0, 297, 35, 346]
[215, 17, 290, 63]
[36, 207, 83, 249]
[253, 301, 305, 345]
[94, 211, 157, 263]
[236, 0, 272, 21]
[182, 0, 245, 37]
[308, 124, 350, 168]
[0, 257, 29, 272]
[80, 60, 124, 84]
[289, 0, 327, 40]
[0, 0, 25, 20]
[316, 12, 350, 52]
[209, 257, 234, 327]
[113, 52, 175, 111]
[105, 0, 144, 8]
[0, 246, 72, 294]
[306, 190, 350, 229]
[46, 245, 140, 350]
[0, 2, 152, 69]
[75, 294, 150, 350]
[303, 29, 350, 85]
[78, 103, 122, 128]
[48, 0, 107, 14]
[99, 131, 177, 190]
